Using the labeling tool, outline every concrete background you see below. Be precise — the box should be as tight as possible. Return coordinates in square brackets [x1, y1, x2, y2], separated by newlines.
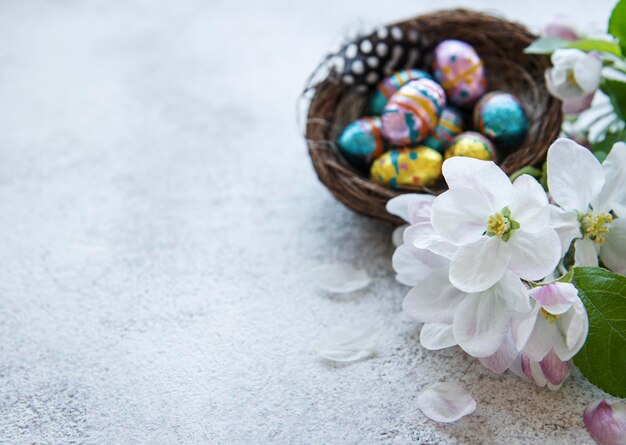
[0, 0, 618, 443]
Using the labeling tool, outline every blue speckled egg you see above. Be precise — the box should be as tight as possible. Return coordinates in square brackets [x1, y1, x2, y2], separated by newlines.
[337, 117, 390, 169]
[368, 69, 432, 115]
[473, 91, 529, 150]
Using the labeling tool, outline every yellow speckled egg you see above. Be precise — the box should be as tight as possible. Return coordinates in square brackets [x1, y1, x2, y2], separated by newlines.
[445, 131, 496, 161]
[370, 147, 443, 189]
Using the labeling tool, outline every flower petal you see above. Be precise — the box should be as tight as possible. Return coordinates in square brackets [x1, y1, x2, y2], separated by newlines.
[404, 222, 457, 260]
[417, 382, 477, 423]
[478, 330, 518, 373]
[442, 157, 512, 211]
[386, 194, 434, 223]
[420, 323, 457, 350]
[529, 282, 578, 315]
[539, 349, 572, 388]
[408, 195, 436, 224]
[573, 52, 602, 94]
[522, 314, 563, 361]
[583, 400, 626, 445]
[600, 217, 626, 275]
[431, 187, 490, 245]
[553, 299, 588, 360]
[402, 267, 465, 323]
[316, 324, 379, 362]
[392, 244, 448, 286]
[392, 225, 407, 247]
[575, 237, 599, 267]
[513, 305, 540, 352]
[309, 263, 371, 293]
[453, 290, 512, 357]
[509, 174, 550, 233]
[494, 271, 532, 313]
[450, 237, 511, 293]
[593, 142, 626, 214]
[549, 205, 581, 256]
[508, 228, 561, 282]
[547, 138, 605, 212]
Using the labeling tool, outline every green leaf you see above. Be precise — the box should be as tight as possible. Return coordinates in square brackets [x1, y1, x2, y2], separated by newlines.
[609, 0, 626, 55]
[524, 37, 569, 54]
[567, 38, 623, 56]
[572, 267, 626, 397]
[605, 78, 626, 121]
[591, 127, 626, 153]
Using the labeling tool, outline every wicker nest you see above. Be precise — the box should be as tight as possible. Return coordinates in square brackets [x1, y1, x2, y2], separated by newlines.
[304, 9, 562, 224]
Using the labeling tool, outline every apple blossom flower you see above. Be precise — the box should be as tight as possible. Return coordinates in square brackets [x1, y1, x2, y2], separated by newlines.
[514, 282, 588, 362]
[545, 49, 602, 105]
[547, 138, 626, 273]
[584, 400, 626, 445]
[411, 157, 560, 293]
[518, 350, 573, 390]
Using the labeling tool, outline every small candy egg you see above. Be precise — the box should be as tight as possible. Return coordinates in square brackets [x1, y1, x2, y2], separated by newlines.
[473, 91, 529, 150]
[445, 132, 496, 161]
[337, 117, 390, 169]
[368, 69, 432, 115]
[422, 107, 465, 153]
[381, 78, 446, 146]
[370, 146, 443, 189]
[433, 39, 487, 108]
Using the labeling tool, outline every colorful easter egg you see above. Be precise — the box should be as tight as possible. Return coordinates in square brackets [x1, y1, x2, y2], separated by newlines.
[381, 78, 446, 146]
[368, 69, 432, 115]
[433, 39, 487, 108]
[337, 117, 390, 169]
[445, 132, 496, 161]
[370, 146, 443, 189]
[422, 107, 465, 153]
[474, 91, 529, 150]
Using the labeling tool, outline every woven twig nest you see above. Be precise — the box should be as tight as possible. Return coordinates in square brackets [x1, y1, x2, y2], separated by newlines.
[304, 9, 562, 224]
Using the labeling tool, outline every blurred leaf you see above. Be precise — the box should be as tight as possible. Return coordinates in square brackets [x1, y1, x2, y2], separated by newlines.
[609, 0, 626, 55]
[591, 127, 626, 153]
[524, 37, 569, 54]
[568, 39, 622, 56]
[606, 78, 626, 121]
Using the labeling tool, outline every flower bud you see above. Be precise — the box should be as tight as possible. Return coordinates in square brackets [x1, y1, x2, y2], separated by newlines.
[583, 400, 626, 445]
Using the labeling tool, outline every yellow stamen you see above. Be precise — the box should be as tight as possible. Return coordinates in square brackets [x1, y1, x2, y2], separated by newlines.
[487, 213, 509, 238]
[581, 212, 613, 245]
[540, 308, 559, 324]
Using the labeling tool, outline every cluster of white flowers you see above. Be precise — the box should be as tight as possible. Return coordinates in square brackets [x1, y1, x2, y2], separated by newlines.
[389, 138, 626, 389]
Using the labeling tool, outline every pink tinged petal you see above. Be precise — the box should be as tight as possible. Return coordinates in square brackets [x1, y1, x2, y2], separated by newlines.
[495, 271, 532, 313]
[392, 225, 407, 247]
[420, 323, 456, 350]
[508, 228, 561, 282]
[600, 218, 626, 275]
[575, 238, 599, 267]
[543, 19, 579, 41]
[309, 263, 371, 293]
[549, 205, 582, 256]
[402, 268, 465, 323]
[529, 282, 577, 315]
[441, 157, 512, 211]
[527, 356, 550, 387]
[478, 330, 518, 373]
[593, 142, 626, 214]
[553, 299, 588, 360]
[509, 354, 531, 382]
[450, 237, 511, 293]
[584, 400, 626, 445]
[562, 93, 594, 114]
[392, 244, 448, 286]
[574, 53, 602, 94]
[386, 194, 434, 223]
[316, 324, 379, 363]
[509, 175, 550, 233]
[431, 187, 491, 245]
[417, 382, 477, 423]
[452, 290, 512, 357]
[404, 222, 457, 260]
[539, 349, 572, 388]
[547, 138, 605, 212]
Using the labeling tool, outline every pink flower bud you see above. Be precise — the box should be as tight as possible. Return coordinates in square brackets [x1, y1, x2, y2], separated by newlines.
[583, 400, 626, 445]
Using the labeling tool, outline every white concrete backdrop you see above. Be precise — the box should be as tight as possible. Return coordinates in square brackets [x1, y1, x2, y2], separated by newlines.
[0, 0, 618, 443]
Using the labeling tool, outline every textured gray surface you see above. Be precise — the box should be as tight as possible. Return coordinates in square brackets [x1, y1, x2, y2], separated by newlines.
[0, 0, 617, 444]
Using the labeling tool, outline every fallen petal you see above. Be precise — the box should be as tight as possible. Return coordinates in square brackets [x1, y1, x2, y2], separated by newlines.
[583, 400, 626, 445]
[417, 382, 477, 423]
[309, 263, 371, 293]
[317, 324, 379, 363]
